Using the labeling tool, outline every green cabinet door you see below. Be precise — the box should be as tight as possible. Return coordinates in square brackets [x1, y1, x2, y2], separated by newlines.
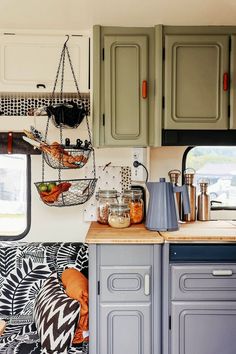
[230, 35, 236, 129]
[164, 35, 229, 129]
[103, 35, 148, 145]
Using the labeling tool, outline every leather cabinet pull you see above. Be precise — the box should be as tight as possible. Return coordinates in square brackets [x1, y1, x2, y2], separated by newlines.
[142, 80, 148, 99]
[7, 132, 13, 154]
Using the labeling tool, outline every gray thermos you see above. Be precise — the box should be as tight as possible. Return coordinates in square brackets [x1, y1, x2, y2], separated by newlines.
[183, 168, 196, 222]
[197, 182, 210, 221]
[168, 169, 181, 220]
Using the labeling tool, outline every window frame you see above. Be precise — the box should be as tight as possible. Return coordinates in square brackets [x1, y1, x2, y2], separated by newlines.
[0, 154, 31, 240]
[182, 146, 236, 211]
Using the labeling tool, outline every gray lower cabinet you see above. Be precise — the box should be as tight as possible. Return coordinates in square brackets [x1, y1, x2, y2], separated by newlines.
[164, 34, 229, 130]
[89, 244, 161, 354]
[170, 262, 236, 354]
[171, 301, 236, 354]
[99, 303, 152, 354]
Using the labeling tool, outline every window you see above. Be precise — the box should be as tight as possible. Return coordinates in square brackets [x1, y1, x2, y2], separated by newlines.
[0, 154, 30, 239]
[184, 146, 236, 209]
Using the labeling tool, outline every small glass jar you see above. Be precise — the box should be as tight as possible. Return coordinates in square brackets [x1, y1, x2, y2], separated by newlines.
[96, 190, 119, 224]
[108, 204, 130, 228]
[122, 189, 144, 224]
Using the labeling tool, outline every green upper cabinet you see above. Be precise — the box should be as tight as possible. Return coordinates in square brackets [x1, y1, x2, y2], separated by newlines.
[164, 34, 229, 130]
[230, 35, 236, 129]
[104, 35, 148, 145]
[93, 26, 157, 147]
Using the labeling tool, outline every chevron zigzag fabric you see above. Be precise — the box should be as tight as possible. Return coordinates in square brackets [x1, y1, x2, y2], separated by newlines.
[33, 271, 80, 354]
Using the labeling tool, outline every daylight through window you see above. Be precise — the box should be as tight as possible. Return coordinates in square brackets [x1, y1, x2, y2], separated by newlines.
[0, 154, 30, 238]
[185, 146, 236, 209]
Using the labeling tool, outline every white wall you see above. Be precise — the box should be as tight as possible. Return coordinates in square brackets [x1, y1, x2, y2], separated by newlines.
[150, 147, 186, 181]
[0, 117, 133, 242]
[2, 121, 190, 243]
[0, 0, 235, 31]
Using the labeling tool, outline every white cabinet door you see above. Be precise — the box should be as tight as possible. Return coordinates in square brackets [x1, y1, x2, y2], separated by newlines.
[0, 34, 89, 93]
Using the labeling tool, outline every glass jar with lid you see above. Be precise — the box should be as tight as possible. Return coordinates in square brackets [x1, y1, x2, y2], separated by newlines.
[96, 190, 119, 224]
[108, 204, 130, 228]
[122, 189, 144, 224]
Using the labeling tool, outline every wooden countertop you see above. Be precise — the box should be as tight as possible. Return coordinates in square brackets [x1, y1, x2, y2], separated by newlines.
[86, 222, 164, 244]
[160, 220, 236, 243]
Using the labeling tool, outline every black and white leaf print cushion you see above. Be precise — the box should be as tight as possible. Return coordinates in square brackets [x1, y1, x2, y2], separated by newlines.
[33, 271, 80, 354]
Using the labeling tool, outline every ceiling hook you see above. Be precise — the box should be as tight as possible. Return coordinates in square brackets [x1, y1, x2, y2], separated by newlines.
[64, 35, 70, 46]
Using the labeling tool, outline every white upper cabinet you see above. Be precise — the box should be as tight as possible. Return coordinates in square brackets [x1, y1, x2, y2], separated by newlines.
[0, 34, 89, 93]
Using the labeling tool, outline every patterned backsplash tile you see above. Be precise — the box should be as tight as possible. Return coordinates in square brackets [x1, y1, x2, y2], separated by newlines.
[0, 93, 90, 116]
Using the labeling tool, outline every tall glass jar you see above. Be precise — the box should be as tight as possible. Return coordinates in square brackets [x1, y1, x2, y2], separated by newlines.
[108, 204, 130, 228]
[122, 189, 144, 224]
[96, 190, 119, 224]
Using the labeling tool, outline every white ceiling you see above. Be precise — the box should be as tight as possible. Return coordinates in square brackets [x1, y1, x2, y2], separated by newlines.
[0, 0, 236, 31]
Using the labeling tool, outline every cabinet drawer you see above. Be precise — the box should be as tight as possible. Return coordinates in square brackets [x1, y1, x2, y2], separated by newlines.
[99, 245, 153, 266]
[171, 264, 236, 300]
[100, 265, 151, 302]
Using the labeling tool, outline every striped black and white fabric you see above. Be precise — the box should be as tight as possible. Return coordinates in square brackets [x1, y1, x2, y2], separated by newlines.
[34, 272, 80, 353]
[0, 242, 89, 354]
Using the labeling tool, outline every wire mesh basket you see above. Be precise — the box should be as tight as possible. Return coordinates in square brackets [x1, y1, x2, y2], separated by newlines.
[35, 178, 97, 207]
[42, 145, 92, 169]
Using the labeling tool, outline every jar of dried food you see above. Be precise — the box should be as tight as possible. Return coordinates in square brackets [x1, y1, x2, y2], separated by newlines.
[122, 189, 144, 224]
[96, 190, 119, 224]
[108, 204, 130, 228]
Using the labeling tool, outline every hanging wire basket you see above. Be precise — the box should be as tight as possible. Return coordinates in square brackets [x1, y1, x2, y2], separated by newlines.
[41, 144, 92, 169]
[34, 36, 97, 207]
[35, 178, 97, 207]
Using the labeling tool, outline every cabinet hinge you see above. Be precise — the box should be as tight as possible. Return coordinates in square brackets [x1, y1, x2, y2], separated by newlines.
[163, 48, 165, 61]
[228, 105, 231, 118]
[162, 97, 165, 109]
[102, 114, 105, 126]
[229, 37, 232, 52]
[169, 316, 171, 330]
[97, 281, 100, 295]
[102, 48, 105, 61]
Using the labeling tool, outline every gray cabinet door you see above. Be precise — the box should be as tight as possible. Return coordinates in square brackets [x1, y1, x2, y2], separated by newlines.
[164, 35, 229, 129]
[100, 265, 151, 302]
[90, 244, 162, 354]
[103, 35, 148, 146]
[171, 301, 236, 354]
[171, 264, 236, 301]
[99, 303, 151, 354]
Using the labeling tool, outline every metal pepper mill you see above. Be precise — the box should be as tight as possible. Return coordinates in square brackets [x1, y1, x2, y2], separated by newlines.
[198, 182, 210, 221]
[183, 168, 196, 222]
[168, 169, 182, 221]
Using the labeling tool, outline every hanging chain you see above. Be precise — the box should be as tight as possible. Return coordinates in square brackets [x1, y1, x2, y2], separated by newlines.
[65, 46, 82, 100]
[60, 44, 66, 101]
[43, 36, 96, 181]
[41, 153, 45, 182]
[51, 45, 66, 102]
[58, 45, 67, 182]
[65, 43, 96, 179]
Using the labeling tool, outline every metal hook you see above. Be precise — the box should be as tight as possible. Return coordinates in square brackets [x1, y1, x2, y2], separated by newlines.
[64, 35, 70, 46]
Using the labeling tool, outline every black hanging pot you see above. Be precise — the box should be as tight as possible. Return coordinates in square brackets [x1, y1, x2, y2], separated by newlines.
[47, 101, 86, 128]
